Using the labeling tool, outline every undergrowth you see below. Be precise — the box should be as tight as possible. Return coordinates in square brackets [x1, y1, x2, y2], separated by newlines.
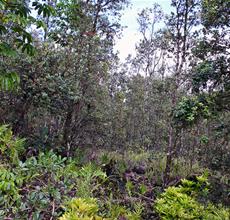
[0, 125, 229, 219]
[156, 170, 230, 219]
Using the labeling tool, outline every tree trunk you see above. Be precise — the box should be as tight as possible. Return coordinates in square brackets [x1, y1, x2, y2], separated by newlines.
[62, 101, 74, 158]
[163, 0, 196, 186]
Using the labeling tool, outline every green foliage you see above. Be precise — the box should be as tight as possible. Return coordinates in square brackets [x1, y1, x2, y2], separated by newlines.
[76, 162, 107, 199]
[0, 166, 25, 216]
[0, 0, 55, 89]
[171, 157, 202, 177]
[156, 171, 230, 219]
[0, 150, 79, 218]
[0, 0, 229, 218]
[60, 196, 141, 220]
[140, 182, 147, 195]
[189, 0, 230, 129]
[108, 148, 151, 170]
[0, 67, 20, 90]
[0, 124, 26, 163]
[173, 96, 219, 127]
[201, 0, 230, 28]
[23, 149, 67, 181]
[59, 197, 105, 220]
[103, 192, 143, 220]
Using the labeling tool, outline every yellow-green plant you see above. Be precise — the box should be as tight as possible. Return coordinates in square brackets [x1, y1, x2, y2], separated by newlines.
[0, 124, 26, 164]
[156, 170, 230, 219]
[59, 197, 106, 220]
[0, 167, 23, 215]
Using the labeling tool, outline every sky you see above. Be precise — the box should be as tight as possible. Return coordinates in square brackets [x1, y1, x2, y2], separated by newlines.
[114, 0, 172, 61]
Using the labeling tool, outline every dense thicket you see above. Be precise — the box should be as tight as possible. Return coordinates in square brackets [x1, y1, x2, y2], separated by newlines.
[0, 0, 229, 174]
[0, 0, 229, 219]
[0, 0, 229, 175]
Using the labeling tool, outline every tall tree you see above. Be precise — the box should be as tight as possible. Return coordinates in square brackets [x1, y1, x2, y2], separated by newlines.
[48, 0, 130, 157]
[127, 4, 170, 151]
[186, 0, 230, 167]
[163, 0, 200, 185]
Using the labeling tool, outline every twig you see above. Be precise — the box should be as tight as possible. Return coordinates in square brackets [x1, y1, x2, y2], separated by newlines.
[0, 164, 11, 168]
[0, 0, 11, 22]
[34, 176, 48, 188]
[135, 192, 165, 206]
[50, 199, 55, 220]
[169, 178, 182, 186]
[206, 208, 223, 220]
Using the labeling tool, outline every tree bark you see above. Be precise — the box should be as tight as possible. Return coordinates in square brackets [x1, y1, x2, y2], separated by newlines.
[164, 0, 195, 186]
[62, 101, 74, 158]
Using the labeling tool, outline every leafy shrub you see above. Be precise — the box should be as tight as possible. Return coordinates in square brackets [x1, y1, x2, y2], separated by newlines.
[0, 167, 22, 216]
[59, 197, 105, 220]
[60, 196, 143, 220]
[0, 150, 71, 219]
[156, 170, 230, 219]
[0, 124, 26, 163]
[72, 161, 107, 199]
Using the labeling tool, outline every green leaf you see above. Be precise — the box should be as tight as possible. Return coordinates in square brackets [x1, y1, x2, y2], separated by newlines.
[140, 182, 147, 195]
[1, 78, 5, 89]
[0, 210, 4, 216]
[0, 24, 7, 35]
[32, 212, 40, 219]
[36, 20, 47, 32]
[126, 180, 132, 189]
[38, 7, 43, 15]
[5, 78, 9, 90]
[6, 183, 11, 191]
[39, 192, 44, 200]
[40, 127, 48, 140]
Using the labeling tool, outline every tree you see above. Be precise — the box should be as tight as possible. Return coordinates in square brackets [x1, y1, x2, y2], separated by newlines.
[182, 0, 230, 169]
[0, 0, 55, 89]
[0, 0, 131, 158]
[163, 0, 200, 185]
[134, 3, 166, 79]
[45, 0, 130, 157]
[191, 0, 230, 111]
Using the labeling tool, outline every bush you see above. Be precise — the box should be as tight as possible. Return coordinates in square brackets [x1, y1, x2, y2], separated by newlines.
[0, 124, 26, 164]
[156, 170, 230, 219]
[59, 197, 105, 220]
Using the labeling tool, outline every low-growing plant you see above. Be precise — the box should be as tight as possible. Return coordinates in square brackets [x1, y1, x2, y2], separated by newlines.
[23, 149, 67, 184]
[139, 182, 147, 195]
[59, 197, 105, 220]
[76, 161, 107, 199]
[0, 167, 22, 215]
[0, 124, 26, 164]
[125, 180, 134, 207]
[0, 151, 80, 219]
[155, 170, 230, 219]
[154, 155, 166, 174]
[103, 192, 143, 220]
[170, 157, 203, 178]
[107, 149, 151, 171]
